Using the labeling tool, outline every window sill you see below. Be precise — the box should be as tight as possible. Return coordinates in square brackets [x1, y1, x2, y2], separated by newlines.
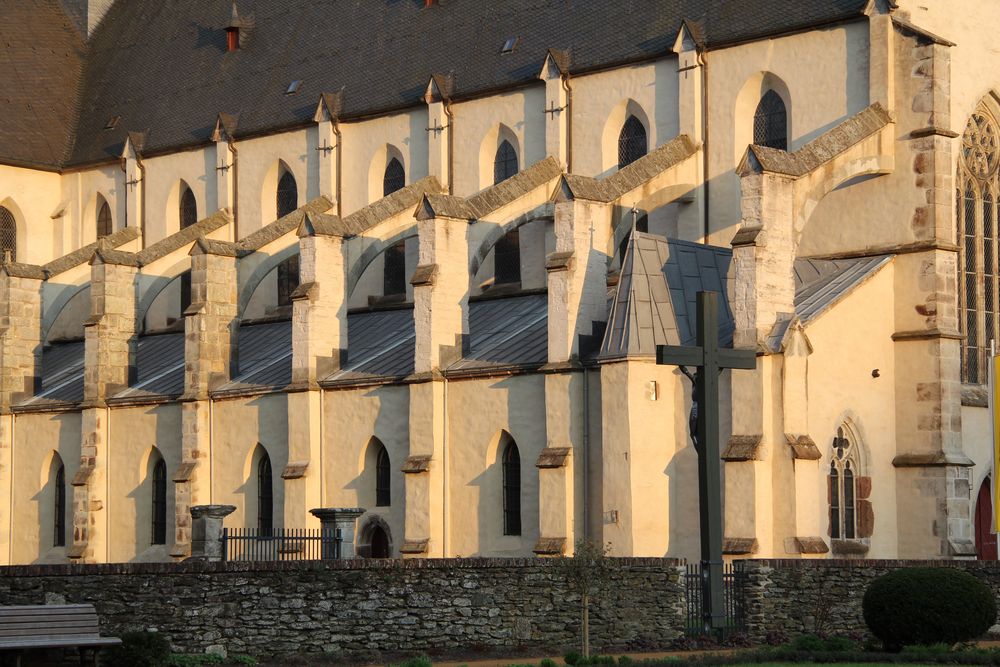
[830, 539, 869, 556]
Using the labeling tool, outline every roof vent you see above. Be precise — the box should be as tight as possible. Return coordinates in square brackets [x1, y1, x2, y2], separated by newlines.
[226, 1, 248, 51]
[285, 80, 302, 95]
[501, 37, 519, 54]
[104, 115, 120, 130]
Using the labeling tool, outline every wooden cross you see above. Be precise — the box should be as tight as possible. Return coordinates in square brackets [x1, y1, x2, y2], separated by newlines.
[543, 101, 565, 117]
[425, 118, 449, 135]
[656, 291, 756, 636]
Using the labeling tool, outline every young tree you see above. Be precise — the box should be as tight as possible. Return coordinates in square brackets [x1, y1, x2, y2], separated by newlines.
[555, 539, 613, 658]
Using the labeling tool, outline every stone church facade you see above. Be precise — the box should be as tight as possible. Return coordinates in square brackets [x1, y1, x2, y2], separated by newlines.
[0, 0, 993, 564]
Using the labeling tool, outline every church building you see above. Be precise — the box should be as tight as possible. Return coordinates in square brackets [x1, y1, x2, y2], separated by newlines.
[0, 0, 993, 564]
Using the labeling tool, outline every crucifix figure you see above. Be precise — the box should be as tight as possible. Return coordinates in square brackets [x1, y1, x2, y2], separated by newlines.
[656, 290, 756, 636]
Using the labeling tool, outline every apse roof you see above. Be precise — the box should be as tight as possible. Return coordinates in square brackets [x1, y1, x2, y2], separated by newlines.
[1, 0, 872, 169]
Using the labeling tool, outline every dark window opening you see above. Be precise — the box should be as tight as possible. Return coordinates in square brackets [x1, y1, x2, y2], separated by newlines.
[277, 255, 300, 308]
[277, 170, 298, 219]
[383, 241, 407, 297]
[617, 214, 649, 268]
[376, 446, 390, 507]
[494, 229, 521, 285]
[180, 187, 198, 229]
[618, 115, 648, 169]
[54, 463, 66, 548]
[258, 452, 274, 535]
[152, 458, 167, 545]
[370, 525, 390, 558]
[502, 441, 521, 536]
[0, 206, 16, 262]
[753, 90, 788, 151]
[494, 140, 519, 185]
[180, 271, 192, 316]
[383, 158, 405, 197]
[97, 199, 113, 239]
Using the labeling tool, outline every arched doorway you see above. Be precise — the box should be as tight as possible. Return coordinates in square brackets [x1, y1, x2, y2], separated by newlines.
[370, 525, 390, 558]
[975, 477, 997, 560]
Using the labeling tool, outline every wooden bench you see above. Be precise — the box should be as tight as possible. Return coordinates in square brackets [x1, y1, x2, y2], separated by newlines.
[0, 604, 121, 666]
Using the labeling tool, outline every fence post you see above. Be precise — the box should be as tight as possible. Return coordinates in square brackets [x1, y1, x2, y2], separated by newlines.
[309, 508, 365, 559]
[188, 505, 237, 561]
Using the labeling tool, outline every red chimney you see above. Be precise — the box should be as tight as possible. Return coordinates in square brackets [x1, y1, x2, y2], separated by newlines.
[226, 1, 242, 51]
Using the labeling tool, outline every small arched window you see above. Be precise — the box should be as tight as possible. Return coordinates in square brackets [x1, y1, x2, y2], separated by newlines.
[376, 445, 390, 507]
[383, 241, 407, 297]
[829, 427, 859, 540]
[277, 170, 298, 219]
[383, 158, 405, 197]
[96, 198, 113, 239]
[618, 115, 648, 169]
[494, 140, 519, 185]
[0, 206, 15, 262]
[180, 186, 198, 229]
[494, 230, 521, 286]
[54, 460, 66, 548]
[753, 90, 788, 151]
[258, 451, 274, 535]
[502, 440, 521, 536]
[277, 255, 300, 308]
[151, 458, 167, 545]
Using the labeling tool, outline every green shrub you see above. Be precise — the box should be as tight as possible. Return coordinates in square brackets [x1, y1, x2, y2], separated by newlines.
[618, 657, 634, 665]
[396, 656, 432, 667]
[790, 634, 826, 652]
[104, 630, 172, 667]
[862, 567, 997, 649]
[564, 651, 582, 665]
[230, 657, 258, 667]
[541, 659, 558, 667]
[165, 655, 224, 667]
[822, 636, 858, 652]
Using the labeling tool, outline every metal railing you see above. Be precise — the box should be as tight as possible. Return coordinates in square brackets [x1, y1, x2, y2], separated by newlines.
[684, 561, 747, 637]
[222, 527, 343, 562]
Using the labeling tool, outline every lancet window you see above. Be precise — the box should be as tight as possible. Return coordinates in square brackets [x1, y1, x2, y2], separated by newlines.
[502, 440, 521, 536]
[753, 90, 788, 151]
[384, 158, 405, 196]
[618, 115, 647, 169]
[494, 140, 519, 184]
[152, 458, 167, 545]
[829, 427, 858, 541]
[0, 206, 15, 262]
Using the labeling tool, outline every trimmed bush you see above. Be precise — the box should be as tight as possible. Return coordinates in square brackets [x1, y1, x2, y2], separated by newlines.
[862, 567, 997, 649]
[104, 630, 172, 667]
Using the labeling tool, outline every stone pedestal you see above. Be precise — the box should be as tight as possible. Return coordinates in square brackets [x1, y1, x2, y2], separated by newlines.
[310, 508, 365, 559]
[189, 505, 236, 561]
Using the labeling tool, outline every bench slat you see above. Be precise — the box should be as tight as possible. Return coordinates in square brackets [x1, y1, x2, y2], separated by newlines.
[0, 605, 118, 652]
[0, 625, 100, 636]
[0, 605, 95, 615]
[0, 637, 121, 650]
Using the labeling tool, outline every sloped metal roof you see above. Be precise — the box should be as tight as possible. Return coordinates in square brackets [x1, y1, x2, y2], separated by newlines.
[600, 233, 734, 359]
[794, 255, 891, 323]
[215, 320, 293, 392]
[23, 340, 85, 406]
[323, 308, 415, 386]
[112, 332, 185, 401]
[449, 294, 548, 373]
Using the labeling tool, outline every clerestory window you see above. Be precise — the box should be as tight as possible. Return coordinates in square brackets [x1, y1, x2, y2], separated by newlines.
[753, 90, 788, 151]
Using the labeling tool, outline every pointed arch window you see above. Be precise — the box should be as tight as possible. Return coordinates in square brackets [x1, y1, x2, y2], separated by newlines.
[376, 445, 390, 507]
[618, 115, 647, 169]
[180, 186, 198, 229]
[753, 90, 788, 151]
[0, 206, 15, 262]
[383, 158, 405, 197]
[959, 109, 1000, 383]
[383, 241, 407, 297]
[96, 198, 113, 240]
[258, 451, 274, 535]
[277, 170, 298, 219]
[494, 140, 519, 185]
[151, 458, 167, 545]
[54, 460, 66, 548]
[494, 230, 521, 285]
[277, 255, 300, 307]
[502, 440, 521, 536]
[829, 427, 858, 540]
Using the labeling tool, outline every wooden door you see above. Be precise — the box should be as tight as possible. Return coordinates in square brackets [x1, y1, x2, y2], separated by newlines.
[975, 478, 998, 560]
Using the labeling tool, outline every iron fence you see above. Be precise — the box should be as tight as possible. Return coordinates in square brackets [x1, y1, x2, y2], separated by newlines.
[222, 527, 343, 562]
[684, 561, 747, 637]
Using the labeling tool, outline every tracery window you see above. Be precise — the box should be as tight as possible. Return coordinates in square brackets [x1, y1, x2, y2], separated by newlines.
[258, 451, 274, 535]
[494, 140, 519, 185]
[180, 186, 198, 229]
[959, 109, 1000, 383]
[375, 445, 390, 507]
[502, 440, 521, 536]
[383, 158, 405, 197]
[494, 229, 521, 285]
[383, 241, 407, 297]
[151, 458, 167, 545]
[829, 427, 858, 541]
[54, 460, 66, 548]
[0, 206, 15, 262]
[618, 115, 647, 169]
[277, 170, 298, 219]
[753, 90, 788, 151]
[96, 198, 113, 240]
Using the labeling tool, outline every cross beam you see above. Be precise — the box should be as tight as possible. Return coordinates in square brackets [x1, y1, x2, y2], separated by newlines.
[656, 291, 756, 636]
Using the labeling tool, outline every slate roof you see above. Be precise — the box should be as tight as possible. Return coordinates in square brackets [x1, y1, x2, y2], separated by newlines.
[22, 340, 85, 407]
[323, 308, 416, 386]
[1, 0, 872, 169]
[794, 255, 892, 323]
[449, 294, 548, 374]
[111, 332, 185, 402]
[600, 232, 733, 359]
[215, 320, 292, 393]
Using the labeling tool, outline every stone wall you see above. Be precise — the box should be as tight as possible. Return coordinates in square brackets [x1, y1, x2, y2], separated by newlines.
[0, 558, 687, 659]
[741, 559, 1000, 642]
